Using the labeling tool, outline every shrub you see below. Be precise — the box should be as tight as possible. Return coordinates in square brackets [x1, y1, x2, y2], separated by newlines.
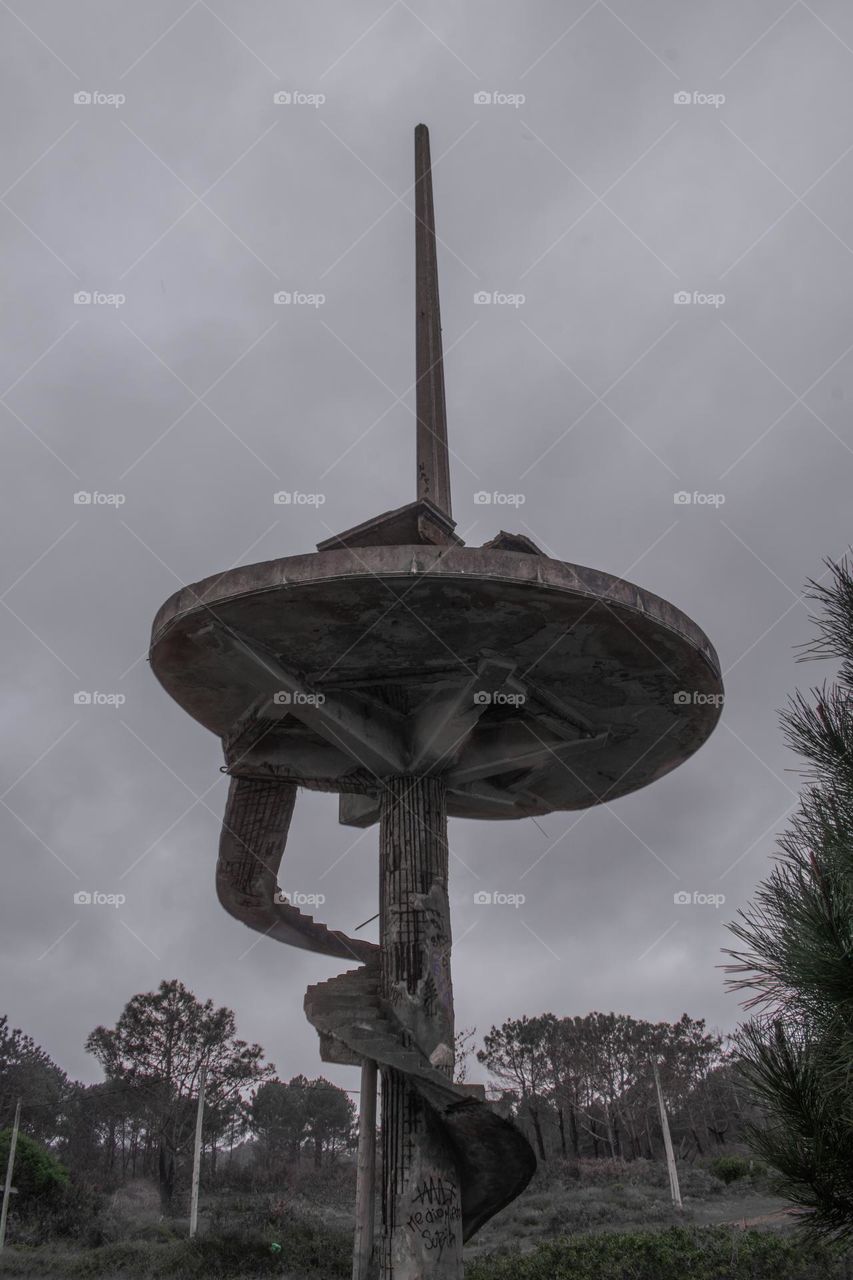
[0, 1131, 68, 1208]
[464, 1225, 850, 1280]
[0, 1218, 352, 1277]
[710, 1155, 757, 1185]
[34, 1182, 105, 1243]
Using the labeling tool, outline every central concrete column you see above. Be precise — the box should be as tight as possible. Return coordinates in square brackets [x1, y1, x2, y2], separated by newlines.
[378, 775, 462, 1279]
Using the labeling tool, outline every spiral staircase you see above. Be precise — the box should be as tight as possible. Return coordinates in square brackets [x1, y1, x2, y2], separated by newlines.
[216, 773, 536, 1243]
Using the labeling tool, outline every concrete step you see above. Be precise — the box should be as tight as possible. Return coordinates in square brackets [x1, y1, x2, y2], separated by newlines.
[305, 997, 373, 1017]
[305, 975, 378, 1000]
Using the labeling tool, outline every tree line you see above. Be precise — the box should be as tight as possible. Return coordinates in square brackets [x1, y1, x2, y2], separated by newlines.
[1, 986, 748, 1219]
[472, 1012, 749, 1164]
[0, 981, 355, 1214]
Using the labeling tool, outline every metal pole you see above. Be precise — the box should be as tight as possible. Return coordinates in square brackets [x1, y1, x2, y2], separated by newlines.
[189, 1065, 207, 1238]
[352, 1059, 378, 1280]
[0, 1099, 21, 1250]
[652, 1061, 682, 1209]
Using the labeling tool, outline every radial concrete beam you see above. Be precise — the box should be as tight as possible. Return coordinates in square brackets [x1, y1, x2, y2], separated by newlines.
[448, 779, 520, 808]
[408, 655, 518, 772]
[521, 682, 598, 739]
[210, 627, 408, 776]
[447, 725, 610, 786]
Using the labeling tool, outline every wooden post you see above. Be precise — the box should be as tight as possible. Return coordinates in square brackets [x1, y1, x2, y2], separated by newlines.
[0, 1099, 21, 1251]
[379, 775, 461, 1279]
[189, 1065, 206, 1238]
[652, 1061, 682, 1209]
[353, 1059, 378, 1280]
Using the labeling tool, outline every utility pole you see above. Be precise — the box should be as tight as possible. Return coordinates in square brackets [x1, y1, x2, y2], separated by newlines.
[0, 1099, 21, 1250]
[352, 1059, 378, 1280]
[189, 1066, 206, 1238]
[652, 1061, 682, 1210]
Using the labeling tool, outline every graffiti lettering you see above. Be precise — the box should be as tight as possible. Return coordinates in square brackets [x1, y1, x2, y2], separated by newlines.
[405, 1175, 460, 1259]
[411, 1175, 457, 1207]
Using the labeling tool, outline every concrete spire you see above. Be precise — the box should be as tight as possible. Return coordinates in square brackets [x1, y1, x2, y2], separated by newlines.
[415, 123, 452, 518]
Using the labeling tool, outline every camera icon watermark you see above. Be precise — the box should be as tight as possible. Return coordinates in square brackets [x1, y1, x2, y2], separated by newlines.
[473, 290, 525, 307]
[272, 690, 326, 707]
[673, 690, 724, 708]
[673, 91, 725, 108]
[73, 691, 126, 708]
[73, 90, 125, 108]
[473, 91, 526, 108]
[74, 290, 125, 308]
[273, 291, 325, 307]
[673, 890, 726, 908]
[673, 491, 725, 507]
[272, 90, 325, 108]
[73, 890, 126, 907]
[473, 689, 526, 707]
[274, 889, 326, 907]
[673, 290, 725, 308]
[73, 491, 126, 506]
[473, 890, 526, 907]
[473, 490, 525, 506]
[273, 490, 325, 506]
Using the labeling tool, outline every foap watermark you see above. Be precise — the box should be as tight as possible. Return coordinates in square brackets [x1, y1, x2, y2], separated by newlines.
[473, 490, 525, 506]
[272, 90, 325, 108]
[74, 491, 125, 506]
[73, 691, 126, 707]
[674, 890, 725, 908]
[474, 290, 525, 308]
[473, 890, 526, 907]
[473, 690, 526, 707]
[73, 890, 126, 907]
[74, 290, 125, 308]
[74, 90, 125, 108]
[273, 490, 325, 506]
[273, 690, 326, 707]
[673, 290, 725, 308]
[673, 690, 724, 708]
[673, 491, 725, 507]
[473, 91, 526, 109]
[273, 290, 325, 308]
[274, 889, 326, 907]
[673, 90, 725, 109]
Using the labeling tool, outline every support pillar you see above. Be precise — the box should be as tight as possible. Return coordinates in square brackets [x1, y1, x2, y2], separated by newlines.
[378, 775, 462, 1279]
[353, 1059, 378, 1280]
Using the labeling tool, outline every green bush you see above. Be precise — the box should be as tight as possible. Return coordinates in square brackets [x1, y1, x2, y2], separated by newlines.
[0, 1132, 68, 1208]
[709, 1155, 759, 1185]
[464, 1225, 849, 1280]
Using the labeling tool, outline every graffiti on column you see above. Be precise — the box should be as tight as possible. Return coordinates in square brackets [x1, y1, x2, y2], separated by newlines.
[405, 1174, 461, 1261]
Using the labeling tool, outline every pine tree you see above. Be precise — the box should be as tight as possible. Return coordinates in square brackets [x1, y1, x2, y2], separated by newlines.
[725, 556, 853, 1241]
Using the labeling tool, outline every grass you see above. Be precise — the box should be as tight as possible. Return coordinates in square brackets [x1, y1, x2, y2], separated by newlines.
[0, 1221, 352, 1278]
[2, 1222, 848, 1280]
[0, 1155, 845, 1280]
[465, 1225, 853, 1280]
[464, 1155, 801, 1258]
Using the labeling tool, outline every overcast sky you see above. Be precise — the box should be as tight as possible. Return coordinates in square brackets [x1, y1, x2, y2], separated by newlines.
[2, 0, 852, 1095]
